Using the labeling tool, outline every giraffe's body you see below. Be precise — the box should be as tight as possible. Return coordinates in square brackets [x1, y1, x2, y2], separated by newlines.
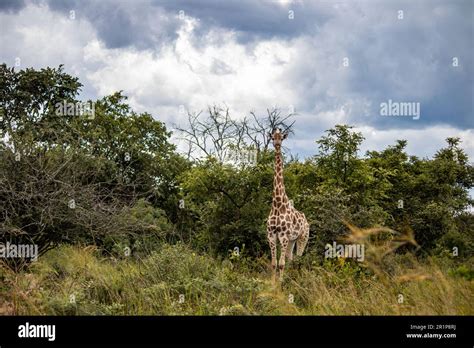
[267, 129, 310, 281]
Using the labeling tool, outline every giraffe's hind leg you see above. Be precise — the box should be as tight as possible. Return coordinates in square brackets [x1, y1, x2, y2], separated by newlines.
[296, 224, 309, 257]
[286, 239, 296, 261]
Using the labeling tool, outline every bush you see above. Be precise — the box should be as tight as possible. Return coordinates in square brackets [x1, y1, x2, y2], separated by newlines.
[2, 242, 472, 315]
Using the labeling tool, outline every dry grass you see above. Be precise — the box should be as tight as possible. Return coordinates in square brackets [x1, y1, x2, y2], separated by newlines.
[1, 224, 472, 315]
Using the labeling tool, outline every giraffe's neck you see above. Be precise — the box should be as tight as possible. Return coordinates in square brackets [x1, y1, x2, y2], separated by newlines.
[272, 147, 289, 209]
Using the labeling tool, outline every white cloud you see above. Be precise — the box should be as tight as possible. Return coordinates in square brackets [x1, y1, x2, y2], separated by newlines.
[286, 124, 474, 162]
[355, 125, 474, 159]
[84, 16, 299, 124]
[0, 3, 96, 76]
[1, 1, 472, 166]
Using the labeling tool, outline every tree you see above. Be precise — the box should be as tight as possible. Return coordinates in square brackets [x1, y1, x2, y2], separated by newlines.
[0, 64, 83, 148]
[178, 156, 273, 256]
[0, 65, 186, 270]
[314, 124, 364, 186]
[175, 105, 295, 161]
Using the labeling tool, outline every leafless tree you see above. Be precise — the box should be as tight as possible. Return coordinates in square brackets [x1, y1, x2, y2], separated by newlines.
[175, 105, 295, 161]
[247, 108, 295, 152]
[0, 145, 161, 271]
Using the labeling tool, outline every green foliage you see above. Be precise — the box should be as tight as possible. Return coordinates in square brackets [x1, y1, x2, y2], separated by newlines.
[1, 64, 473, 278]
[0, 65, 187, 269]
[1, 244, 472, 315]
[179, 157, 272, 256]
[449, 264, 474, 281]
[0, 64, 82, 144]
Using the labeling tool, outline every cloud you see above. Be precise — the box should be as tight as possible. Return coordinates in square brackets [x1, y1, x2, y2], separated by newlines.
[0, 2, 100, 99]
[286, 124, 474, 162]
[0, 0, 25, 12]
[29, 0, 182, 50]
[83, 17, 298, 126]
[0, 0, 472, 164]
[277, 1, 473, 130]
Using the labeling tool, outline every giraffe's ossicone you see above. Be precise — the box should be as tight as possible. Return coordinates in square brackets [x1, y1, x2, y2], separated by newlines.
[267, 128, 310, 281]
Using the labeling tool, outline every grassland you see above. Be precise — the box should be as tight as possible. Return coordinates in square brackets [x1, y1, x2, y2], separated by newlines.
[1, 239, 472, 316]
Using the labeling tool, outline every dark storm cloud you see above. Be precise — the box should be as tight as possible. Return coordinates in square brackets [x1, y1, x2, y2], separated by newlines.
[1, 0, 331, 48]
[157, 0, 332, 43]
[349, 2, 474, 129]
[1, 0, 472, 131]
[33, 0, 182, 49]
[277, 0, 473, 130]
[0, 0, 25, 12]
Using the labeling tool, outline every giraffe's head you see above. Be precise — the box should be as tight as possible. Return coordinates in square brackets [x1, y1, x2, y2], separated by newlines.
[269, 128, 288, 150]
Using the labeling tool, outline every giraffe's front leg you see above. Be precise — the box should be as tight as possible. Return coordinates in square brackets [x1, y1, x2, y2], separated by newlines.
[278, 234, 289, 281]
[267, 227, 277, 282]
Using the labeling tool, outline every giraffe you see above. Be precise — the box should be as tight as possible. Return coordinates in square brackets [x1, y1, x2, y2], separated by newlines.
[267, 128, 310, 281]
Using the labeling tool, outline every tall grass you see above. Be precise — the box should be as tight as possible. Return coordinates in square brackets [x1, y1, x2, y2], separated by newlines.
[1, 226, 472, 315]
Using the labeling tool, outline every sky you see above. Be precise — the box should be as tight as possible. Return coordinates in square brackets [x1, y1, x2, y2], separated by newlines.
[0, 0, 473, 163]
